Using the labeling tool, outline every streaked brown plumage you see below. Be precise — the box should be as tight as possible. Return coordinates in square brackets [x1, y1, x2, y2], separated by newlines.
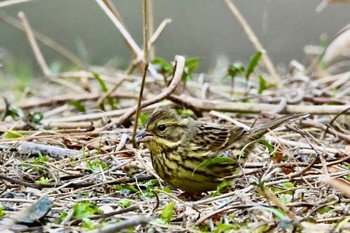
[136, 109, 306, 193]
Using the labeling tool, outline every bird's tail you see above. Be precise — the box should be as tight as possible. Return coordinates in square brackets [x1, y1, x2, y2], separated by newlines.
[251, 113, 309, 136]
[235, 113, 308, 160]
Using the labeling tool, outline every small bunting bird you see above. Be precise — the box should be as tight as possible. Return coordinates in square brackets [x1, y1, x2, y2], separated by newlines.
[136, 109, 306, 193]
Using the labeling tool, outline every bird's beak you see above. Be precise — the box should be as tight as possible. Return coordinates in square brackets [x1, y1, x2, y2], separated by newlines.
[135, 129, 154, 143]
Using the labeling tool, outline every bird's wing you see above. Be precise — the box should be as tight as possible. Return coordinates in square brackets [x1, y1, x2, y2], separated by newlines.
[191, 123, 246, 152]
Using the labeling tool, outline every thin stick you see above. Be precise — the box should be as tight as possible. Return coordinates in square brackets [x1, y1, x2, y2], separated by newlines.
[132, 63, 148, 145]
[148, 0, 155, 60]
[132, 0, 149, 147]
[224, 0, 280, 85]
[18, 12, 51, 77]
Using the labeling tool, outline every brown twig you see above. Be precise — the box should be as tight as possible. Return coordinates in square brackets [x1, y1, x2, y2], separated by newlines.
[132, 0, 150, 147]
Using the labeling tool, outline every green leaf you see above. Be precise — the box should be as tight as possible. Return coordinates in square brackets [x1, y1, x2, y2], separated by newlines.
[142, 179, 159, 197]
[279, 194, 287, 204]
[118, 199, 132, 208]
[0, 206, 5, 219]
[114, 184, 139, 194]
[57, 211, 68, 223]
[86, 160, 109, 172]
[81, 218, 101, 230]
[35, 177, 52, 184]
[258, 75, 267, 94]
[213, 223, 236, 233]
[72, 202, 101, 220]
[281, 182, 294, 189]
[68, 100, 86, 112]
[211, 179, 233, 197]
[239, 138, 274, 160]
[153, 57, 173, 75]
[2, 106, 24, 121]
[182, 57, 201, 82]
[93, 72, 108, 92]
[334, 216, 350, 232]
[27, 112, 44, 124]
[224, 62, 245, 79]
[33, 154, 49, 165]
[318, 206, 332, 214]
[4, 131, 24, 138]
[160, 202, 175, 224]
[139, 113, 150, 126]
[196, 223, 210, 232]
[185, 57, 200, 73]
[194, 157, 236, 175]
[175, 108, 194, 117]
[245, 50, 264, 80]
[92, 72, 116, 110]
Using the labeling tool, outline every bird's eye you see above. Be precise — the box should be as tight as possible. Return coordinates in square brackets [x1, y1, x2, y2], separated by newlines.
[157, 124, 167, 131]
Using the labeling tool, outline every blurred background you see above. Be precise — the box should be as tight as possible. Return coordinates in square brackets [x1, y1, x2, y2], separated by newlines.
[0, 0, 349, 73]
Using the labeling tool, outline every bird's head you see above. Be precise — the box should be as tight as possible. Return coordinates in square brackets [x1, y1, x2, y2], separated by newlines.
[136, 109, 188, 150]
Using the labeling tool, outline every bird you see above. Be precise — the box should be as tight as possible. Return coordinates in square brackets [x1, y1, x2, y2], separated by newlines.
[136, 109, 306, 193]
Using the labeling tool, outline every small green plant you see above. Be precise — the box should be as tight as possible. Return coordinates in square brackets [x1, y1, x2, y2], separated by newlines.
[213, 223, 236, 233]
[211, 179, 233, 197]
[0, 206, 5, 219]
[225, 50, 273, 94]
[72, 202, 102, 220]
[159, 202, 175, 224]
[35, 176, 52, 184]
[32, 154, 49, 165]
[118, 199, 132, 208]
[1, 99, 24, 121]
[92, 72, 115, 110]
[175, 108, 194, 117]
[27, 112, 44, 124]
[245, 50, 264, 81]
[86, 160, 109, 172]
[68, 100, 86, 112]
[153, 57, 200, 85]
[57, 211, 68, 223]
[139, 113, 150, 126]
[114, 184, 139, 195]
